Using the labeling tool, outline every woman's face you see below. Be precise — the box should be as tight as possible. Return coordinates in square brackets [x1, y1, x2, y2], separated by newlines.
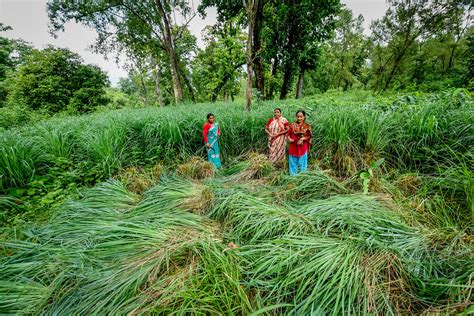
[274, 109, 281, 119]
[208, 115, 215, 124]
[296, 112, 305, 123]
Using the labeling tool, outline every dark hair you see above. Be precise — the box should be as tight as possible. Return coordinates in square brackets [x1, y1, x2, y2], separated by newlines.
[295, 109, 306, 117]
[274, 108, 282, 113]
[207, 113, 214, 119]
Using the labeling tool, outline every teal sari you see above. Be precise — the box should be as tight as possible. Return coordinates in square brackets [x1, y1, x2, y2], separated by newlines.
[207, 123, 221, 168]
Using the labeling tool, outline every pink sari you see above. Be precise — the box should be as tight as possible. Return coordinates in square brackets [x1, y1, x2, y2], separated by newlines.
[267, 117, 288, 162]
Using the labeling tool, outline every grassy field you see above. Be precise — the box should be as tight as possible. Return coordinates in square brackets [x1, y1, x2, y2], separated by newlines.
[0, 90, 473, 314]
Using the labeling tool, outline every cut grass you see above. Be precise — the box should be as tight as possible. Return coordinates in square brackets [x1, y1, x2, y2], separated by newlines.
[1, 171, 472, 314]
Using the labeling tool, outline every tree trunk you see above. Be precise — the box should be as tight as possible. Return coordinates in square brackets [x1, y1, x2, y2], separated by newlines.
[383, 53, 405, 91]
[279, 66, 292, 100]
[447, 45, 456, 71]
[153, 67, 164, 107]
[296, 69, 304, 99]
[245, 0, 258, 112]
[253, 0, 264, 94]
[382, 24, 418, 91]
[139, 74, 149, 105]
[181, 72, 196, 103]
[246, 57, 253, 111]
[266, 57, 278, 100]
[155, 0, 183, 104]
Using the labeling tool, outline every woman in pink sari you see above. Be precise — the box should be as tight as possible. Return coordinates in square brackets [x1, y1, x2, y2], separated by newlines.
[265, 108, 289, 163]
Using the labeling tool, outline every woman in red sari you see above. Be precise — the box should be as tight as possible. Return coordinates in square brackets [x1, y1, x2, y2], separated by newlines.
[287, 110, 312, 175]
[265, 108, 289, 163]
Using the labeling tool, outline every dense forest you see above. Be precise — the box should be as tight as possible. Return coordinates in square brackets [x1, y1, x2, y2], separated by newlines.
[0, 0, 472, 120]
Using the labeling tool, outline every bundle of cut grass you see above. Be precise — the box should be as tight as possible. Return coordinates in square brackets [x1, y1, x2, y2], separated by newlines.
[209, 191, 313, 242]
[296, 194, 423, 254]
[177, 156, 216, 180]
[276, 169, 349, 201]
[135, 175, 213, 215]
[0, 180, 221, 315]
[221, 152, 274, 181]
[137, 240, 254, 315]
[116, 166, 154, 194]
[239, 235, 412, 315]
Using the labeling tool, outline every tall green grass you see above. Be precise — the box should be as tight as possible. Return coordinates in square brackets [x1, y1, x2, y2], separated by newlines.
[1, 90, 471, 192]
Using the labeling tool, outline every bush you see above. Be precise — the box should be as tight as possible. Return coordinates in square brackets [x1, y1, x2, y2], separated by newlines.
[6, 47, 109, 114]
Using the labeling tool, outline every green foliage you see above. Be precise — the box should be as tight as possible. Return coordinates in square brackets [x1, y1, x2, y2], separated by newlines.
[369, 0, 472, 91]
[6, 47, 109, 113]
[0, 105, 48, 130]
[261, 0, 341, 99]
[308, 8, 371, 92]
[48, 0, 197, 104]
[359, 158, 384, 194]
[0, 195, 22, 226]
[0, 24, 33, 106]
[192, 22, 246, 102]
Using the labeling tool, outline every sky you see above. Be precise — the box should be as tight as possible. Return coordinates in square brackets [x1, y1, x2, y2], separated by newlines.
[0, 0, 388, 85]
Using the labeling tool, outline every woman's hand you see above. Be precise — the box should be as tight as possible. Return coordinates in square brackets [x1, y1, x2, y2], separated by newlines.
[206, 143, 211, 148]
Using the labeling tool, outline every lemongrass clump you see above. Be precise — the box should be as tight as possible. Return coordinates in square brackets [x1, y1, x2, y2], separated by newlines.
[177, 156, 215, 180]
[210, 192, 313, 242]
[223, 152, 274, 182]
[135, 176, 213, 216]
[277, 169, 349, 201]
[239, 235, 410, 315]
[0, 180, 220, 315]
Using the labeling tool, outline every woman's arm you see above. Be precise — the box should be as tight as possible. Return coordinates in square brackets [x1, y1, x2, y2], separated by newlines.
[279, 125, 289, 136]
[265, 118, 273, 136]
[265, 126, 271, 135]
[287, 125, 296, 143]
[298, 127, 312, 145]
[203, 123, 210, 144]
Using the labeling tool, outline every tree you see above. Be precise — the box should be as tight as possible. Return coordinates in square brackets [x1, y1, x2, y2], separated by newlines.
[191, 22, 246, 102]
[200, 0, 339, 106]
[7, 47, 109, 113]
[199, 0, 264, 110]
[0, 24, 33, 105]
[370, 0, 472, 91]
[315, 8, 370, 91]
[263, 0, 339, 99]
[48, 0, 197, 104]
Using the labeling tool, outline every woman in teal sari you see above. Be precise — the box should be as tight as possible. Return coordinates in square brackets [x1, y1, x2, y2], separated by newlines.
[202, 113, 222, 168]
